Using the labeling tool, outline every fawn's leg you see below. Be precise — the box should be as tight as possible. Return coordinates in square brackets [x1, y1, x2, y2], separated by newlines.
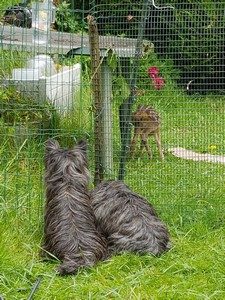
[154, 131, 164, 160]
[140, 139, 145, 152]
[130, 130, 139, 157]
[141, 133, 152, 159]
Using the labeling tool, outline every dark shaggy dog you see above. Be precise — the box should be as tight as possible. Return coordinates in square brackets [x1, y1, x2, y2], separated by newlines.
[41, 139, 108, 275]
[91, 180, 170, 256]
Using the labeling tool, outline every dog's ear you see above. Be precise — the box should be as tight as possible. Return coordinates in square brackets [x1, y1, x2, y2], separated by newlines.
[45, 139, 60, 152]
[75, 140, 87, 155]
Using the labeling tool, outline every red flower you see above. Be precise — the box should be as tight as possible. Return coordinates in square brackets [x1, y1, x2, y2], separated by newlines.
[148, 66, 160, 78]
[147, 66, 165, 90]
[152, 77, 165, 90]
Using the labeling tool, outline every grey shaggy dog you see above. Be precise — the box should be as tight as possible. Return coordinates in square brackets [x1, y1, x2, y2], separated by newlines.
[91, 180, 170, 256]
[41, 139, 108, 275]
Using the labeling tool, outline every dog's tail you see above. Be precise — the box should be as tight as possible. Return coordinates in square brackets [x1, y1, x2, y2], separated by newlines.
[57, 257, 95, 276]
[57, 259, 81, 276]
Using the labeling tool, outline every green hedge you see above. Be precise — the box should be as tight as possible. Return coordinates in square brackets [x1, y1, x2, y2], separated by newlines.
[66, 0, 224, 93]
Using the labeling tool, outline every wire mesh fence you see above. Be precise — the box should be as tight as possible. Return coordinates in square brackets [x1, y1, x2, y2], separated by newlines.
[1, 1, 224, 216]
[0, 0, 224, 223]
[0, 0, 225, 297]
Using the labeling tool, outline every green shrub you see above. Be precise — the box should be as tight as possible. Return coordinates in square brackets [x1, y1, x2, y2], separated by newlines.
[54, 1, 83, 33]
[146, 0, 225, 92]
[169, 1, 224, 76]
[0, 88, 52, 124]
[0, 0, 18, 16]
[0, 87, 59, 145]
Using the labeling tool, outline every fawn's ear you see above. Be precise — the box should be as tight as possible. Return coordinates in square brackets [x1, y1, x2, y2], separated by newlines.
[74, 140, 87, 155]
[45, 139, 60, 152]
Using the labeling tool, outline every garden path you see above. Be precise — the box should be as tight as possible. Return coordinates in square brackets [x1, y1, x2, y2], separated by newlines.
[169, 147, 225, 164]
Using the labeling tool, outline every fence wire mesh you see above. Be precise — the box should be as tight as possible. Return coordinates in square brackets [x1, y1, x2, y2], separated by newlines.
[0, 0, 224, 298]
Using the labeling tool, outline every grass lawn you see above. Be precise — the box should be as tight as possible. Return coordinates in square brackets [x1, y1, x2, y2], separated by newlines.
[1, 86, 225, 299]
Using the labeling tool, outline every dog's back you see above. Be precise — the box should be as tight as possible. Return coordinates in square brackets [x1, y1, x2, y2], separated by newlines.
[91, 180, 170, 256]
[42, 139, 107, 275]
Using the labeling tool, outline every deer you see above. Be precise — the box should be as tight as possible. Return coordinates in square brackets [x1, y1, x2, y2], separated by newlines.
[130, 105, 164, 160]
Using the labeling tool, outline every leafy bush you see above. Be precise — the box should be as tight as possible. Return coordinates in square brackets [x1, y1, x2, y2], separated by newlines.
[145, 1, 225, 93]
[0, 87, 58, 128]
[0, 0, 18, 16]
[79, 0, 224, 93]
[54, 1, 83, 33]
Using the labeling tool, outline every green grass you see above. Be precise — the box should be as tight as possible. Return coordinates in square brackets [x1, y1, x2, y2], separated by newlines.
[0, 48, 225, 299]
[1, 91, 225, 299]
